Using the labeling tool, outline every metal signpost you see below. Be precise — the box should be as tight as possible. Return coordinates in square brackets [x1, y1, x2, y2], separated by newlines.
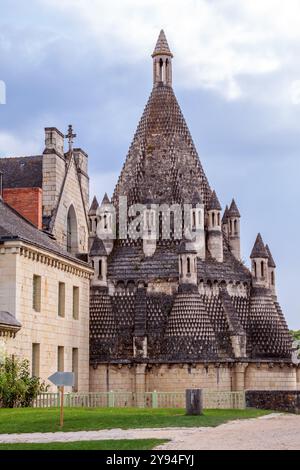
[48, 372, 75, 428]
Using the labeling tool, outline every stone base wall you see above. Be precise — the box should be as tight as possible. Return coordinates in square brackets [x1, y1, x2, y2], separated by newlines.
[246, 390, 300, 414]
[245, 363, 297, 390]
[90, 363, 299, 393]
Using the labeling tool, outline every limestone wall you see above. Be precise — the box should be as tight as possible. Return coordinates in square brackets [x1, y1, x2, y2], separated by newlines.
[52, 157, 89, 253]
[245, 363, 297, 390]
[0, 241, 91, 392]
[90, 362, 299, 393]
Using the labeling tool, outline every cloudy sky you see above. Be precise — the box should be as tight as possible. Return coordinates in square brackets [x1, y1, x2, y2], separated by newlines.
[0, 0, 299, 327]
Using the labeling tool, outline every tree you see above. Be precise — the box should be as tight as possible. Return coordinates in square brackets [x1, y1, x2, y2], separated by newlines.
[0, 356, 48, 408]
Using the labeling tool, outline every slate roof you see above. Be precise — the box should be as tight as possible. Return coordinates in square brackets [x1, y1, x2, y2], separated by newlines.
[0, 198, 89, 267]
[0, 156, 43, 188]
[0, 311, 21, 329]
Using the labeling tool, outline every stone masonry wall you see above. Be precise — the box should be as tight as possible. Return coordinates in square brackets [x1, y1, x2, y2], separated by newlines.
[0, 241, 91, 392]
[90, 362, 299, 393]
[245, 363, 297, 390]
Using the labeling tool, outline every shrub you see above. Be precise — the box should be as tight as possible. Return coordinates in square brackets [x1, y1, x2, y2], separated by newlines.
[0, 356, 48, 408]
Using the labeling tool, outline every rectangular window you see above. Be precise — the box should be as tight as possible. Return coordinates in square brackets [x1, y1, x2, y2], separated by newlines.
[72, 286, 79, 320]
[57, 346, 64, 372]
[58, 282, 65, 317]
[72, 348, 79, 392]
[32, 343, 40, 377]
[32, 275, 41, 312]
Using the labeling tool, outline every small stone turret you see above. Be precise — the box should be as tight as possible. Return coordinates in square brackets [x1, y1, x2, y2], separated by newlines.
[90, 236, 108, 287]
[88, 196, 99, 237]
[207, 190, 223, 262]
[250, 233, 269, 288]
[142, 192, 157, 257]
[152, 30, 173, 87]
[190, 190, 205, 259]
[227, 199, 241, 260]
[97, 193, 115, 255]
[178, 238, 198, 285]
[222, 205, 229, 237]
[266, 244, 276, 295]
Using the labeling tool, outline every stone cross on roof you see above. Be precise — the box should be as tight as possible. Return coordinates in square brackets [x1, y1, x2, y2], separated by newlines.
[65, 124, 77, 153]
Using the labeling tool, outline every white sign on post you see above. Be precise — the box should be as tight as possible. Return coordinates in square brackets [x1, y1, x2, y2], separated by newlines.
[48, 372, 75, 428]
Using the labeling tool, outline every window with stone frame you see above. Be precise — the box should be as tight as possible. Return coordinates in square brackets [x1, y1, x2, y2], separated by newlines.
[32, 343, 40, 377]
[58, 282, 65, 317]
[32, 275, 41, 312]
[73, 286, 79, 320]
[57, 346, 64, 372]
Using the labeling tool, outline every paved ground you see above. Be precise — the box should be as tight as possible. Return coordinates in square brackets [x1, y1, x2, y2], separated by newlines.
[0, 414, 299, 450]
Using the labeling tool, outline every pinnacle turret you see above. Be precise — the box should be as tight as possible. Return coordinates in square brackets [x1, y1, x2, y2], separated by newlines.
[228, 199, 240, 218]
[250, 233, 269, 259]
[88, 196, 99, 216]
[266, 244, 276, 268]
[207, 190, 222, 211]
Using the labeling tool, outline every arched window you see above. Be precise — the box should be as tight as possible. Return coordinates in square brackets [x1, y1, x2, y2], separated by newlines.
[254, 261, 257, 277]
[261, 261, 265, 278]
[192, 211, 196, 229]
[271, 271, 275, 286]
[99, 259, 102, 279]
[67, 205, 78, 253]
[234, 219, 238, 234]
[159, 58, 163, 81]
[212, 212, 215, 227]
[217, 213, 220, 226]
[180, 257, 183, 275]
[187, 257, 191, 274]
[104, 214, 108, 230]
[166, 58, 169, 82]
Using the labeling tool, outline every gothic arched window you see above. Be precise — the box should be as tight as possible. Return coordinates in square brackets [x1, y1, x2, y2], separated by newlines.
[187, 257, 191, 274]
[67, 205, 78, 253]
[261, 261, 265, 278]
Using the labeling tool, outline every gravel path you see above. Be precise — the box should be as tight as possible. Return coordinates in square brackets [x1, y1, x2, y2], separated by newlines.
[0, 414, 299, 450]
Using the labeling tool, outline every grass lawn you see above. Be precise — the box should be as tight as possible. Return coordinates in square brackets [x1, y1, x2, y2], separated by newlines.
[0, 439, 167, 451]
[0, 407, 271, 434]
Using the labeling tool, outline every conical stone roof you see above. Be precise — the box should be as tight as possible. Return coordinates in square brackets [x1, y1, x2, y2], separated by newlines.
[228, 199, 240, 218]
[250, 233, 269, 259]
[152, 30, 173, 57]
[266, 244, 276, 268]
[113, 84, 212, 208]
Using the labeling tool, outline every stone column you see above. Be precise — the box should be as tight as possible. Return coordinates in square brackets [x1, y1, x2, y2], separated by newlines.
[135, 364, 146, 408]
[233, 362, 248, 391]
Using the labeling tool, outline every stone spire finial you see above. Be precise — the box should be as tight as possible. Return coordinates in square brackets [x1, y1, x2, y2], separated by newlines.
[65, 124, 77, 154]
[152, 30, 173, 58]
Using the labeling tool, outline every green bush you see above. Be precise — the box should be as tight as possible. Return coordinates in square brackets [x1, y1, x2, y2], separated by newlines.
[0, 356, 48, 408]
